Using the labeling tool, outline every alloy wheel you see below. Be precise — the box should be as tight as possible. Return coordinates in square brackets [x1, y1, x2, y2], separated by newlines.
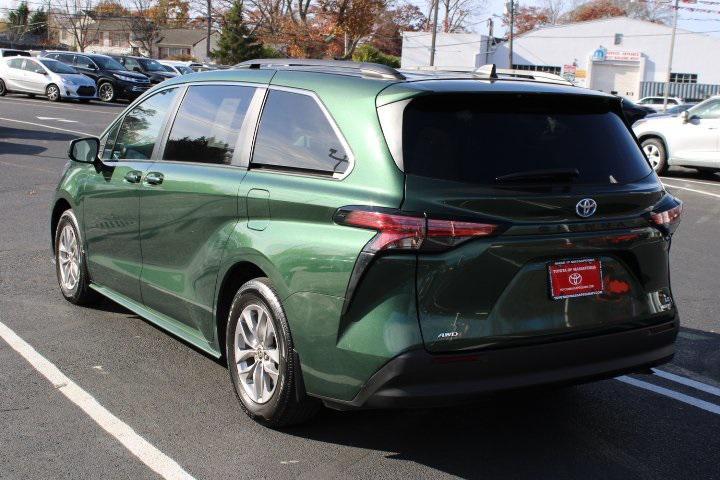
[234, 303, 281, 404]
[58, 224, 80, 291]
[47, 85, 60, 101]
[99, 83, 114, 102]
[643, 144, 661, 170]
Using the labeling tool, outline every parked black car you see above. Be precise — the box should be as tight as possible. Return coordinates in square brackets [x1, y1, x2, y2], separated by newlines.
[619, 97, 655, 125]
[0, 48, 31, 57]
[109, 55, 176, 84]
[40, 52, 150, 102]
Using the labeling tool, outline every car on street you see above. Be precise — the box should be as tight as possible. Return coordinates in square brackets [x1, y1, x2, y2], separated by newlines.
[646, 103, 697, 118]
[51, 60, 682, 427]
[159, 60, 197, 75]
[110, 55, 177, 84]
[0, 48, 31, 57]
[634, 95, 720, 174]
[40, 51, 151, 102]
[637, 96, 684, 112]
[0, 56, 97, 102]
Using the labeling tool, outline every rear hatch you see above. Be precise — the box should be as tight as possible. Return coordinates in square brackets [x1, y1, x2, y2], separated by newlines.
[394, 92, 678, 352]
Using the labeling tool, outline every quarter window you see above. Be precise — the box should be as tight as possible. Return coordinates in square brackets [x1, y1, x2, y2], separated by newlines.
[251, 90, 350, 175]
[163, 85, 255, 164]
[112, 88, 178, 160]
[7, 58, 23, 69]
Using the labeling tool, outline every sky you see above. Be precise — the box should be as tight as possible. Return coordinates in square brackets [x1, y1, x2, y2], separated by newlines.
[3, 0, 720, 37]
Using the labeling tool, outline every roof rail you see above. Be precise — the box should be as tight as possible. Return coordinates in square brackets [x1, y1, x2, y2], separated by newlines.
[473, 64, 573, 86]
[235, 58, 406, 80]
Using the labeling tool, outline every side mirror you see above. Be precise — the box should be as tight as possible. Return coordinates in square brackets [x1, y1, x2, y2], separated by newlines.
[681, 111, 690, 123]
[68, 137, 100, 163]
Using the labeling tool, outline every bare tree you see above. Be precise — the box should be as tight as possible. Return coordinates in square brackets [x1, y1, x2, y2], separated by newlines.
[425, 0, 486, 33]
[125, 0, 164, 55]
[541, 0, 566, 24]
[52, 0, 100, 52]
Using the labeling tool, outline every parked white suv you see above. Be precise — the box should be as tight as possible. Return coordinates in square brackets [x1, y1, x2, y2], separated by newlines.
[633, 95, 720, 174]
[637, 96, 684, 112]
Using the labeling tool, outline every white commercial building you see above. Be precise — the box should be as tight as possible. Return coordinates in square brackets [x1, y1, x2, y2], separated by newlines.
[402, 17, 720, 100]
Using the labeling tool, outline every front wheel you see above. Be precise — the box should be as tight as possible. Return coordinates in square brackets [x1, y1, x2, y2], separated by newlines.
[227, 278, 320, 427]
[54, 210, 98, 305]
[641, 138, 668, 175]
[98, 82, 115, 102]
[0, 79, 6, 96]
[46, 84, 61, 102]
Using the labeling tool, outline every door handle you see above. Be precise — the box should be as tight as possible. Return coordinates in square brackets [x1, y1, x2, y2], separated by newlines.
[124, 170, 142, 183]
[144, 172, 164, 185]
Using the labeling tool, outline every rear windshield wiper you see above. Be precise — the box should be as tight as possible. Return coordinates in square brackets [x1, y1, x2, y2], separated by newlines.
[495, 168, 580, 183]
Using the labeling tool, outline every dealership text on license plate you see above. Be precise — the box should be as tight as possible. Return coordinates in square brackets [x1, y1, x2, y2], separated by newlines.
[548, 258, 603, 300]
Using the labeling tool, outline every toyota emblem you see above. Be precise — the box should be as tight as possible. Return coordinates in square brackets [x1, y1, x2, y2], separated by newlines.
[576, 198, 597, 218]
[568, 272, 583, 286]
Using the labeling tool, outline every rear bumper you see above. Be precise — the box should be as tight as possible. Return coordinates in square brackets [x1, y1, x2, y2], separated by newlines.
[321, 317, 678, 410]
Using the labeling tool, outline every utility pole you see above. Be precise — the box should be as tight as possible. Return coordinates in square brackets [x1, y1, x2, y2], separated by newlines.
[507, 0, 514, 69]
[429, 0, 439, 67]
[206, 0, 212, 59]
[663, 0, 679, 112]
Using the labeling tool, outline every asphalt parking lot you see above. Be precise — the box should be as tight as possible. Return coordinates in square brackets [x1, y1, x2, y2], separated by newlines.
[1, 94, 720, 480]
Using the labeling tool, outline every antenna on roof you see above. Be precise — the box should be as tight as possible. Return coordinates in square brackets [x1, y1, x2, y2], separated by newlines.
[474, 64, 498, 80]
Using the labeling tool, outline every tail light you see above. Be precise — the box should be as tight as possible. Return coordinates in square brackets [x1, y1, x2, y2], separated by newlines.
[649, 199, 682, 234]
[335, 207, 498, 253]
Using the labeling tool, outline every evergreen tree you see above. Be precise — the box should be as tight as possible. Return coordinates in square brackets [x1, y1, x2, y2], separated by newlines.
[212, 0, 263, 65]
[8, 2, 30, 42]
[28, 8, 48, 37]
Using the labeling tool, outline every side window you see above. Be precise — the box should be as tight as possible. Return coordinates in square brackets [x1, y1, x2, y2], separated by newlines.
[22, 60, 44, 74]
[163, 85, 255, 164]
[251, 90, 350, 175]
[8, 58, 23, 69]
[74, 55, 94, 69]
[691, 100, 720, 120]
[59, 54, 74, 64]
[100, 122, 122, 161]
[125, 58, 140, 70]
[112, 88, 178, 160]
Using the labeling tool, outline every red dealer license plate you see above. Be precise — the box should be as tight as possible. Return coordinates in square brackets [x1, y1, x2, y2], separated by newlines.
[548, 259, 604, 300]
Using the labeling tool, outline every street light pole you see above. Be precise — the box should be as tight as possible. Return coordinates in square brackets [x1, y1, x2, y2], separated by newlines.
[508, 0, 514, 69]
[429, 0, 440, 67]
[663, 0, 679, 112]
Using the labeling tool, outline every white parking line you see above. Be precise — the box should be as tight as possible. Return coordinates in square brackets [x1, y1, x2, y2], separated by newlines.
[0, 117, 92, 136]
[1, 98, 120, 115]
[662, 182, 720, 199]
[0, 320, 196, 480]
[616, 375, 720, 415]
[661, 176, 720, 188]
[652, 368, 720, 398]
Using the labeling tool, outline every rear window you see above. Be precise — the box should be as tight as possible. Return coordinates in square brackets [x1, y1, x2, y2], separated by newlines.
[402, 94, 652, 185]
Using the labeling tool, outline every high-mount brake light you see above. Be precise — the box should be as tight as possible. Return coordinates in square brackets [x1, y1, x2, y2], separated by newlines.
[336, 208, 498, 253]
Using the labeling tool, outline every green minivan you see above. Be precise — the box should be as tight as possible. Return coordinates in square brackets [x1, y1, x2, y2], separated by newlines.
[52, 60, 682, 426]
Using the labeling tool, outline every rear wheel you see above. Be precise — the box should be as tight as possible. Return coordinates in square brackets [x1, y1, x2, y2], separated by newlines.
[98, 82, 115, 102]
[0, 79, 6, 96]
[641, 138, 668, 175]
[226, 278, 320, 427]
[46, 84, 61, 102]
[54, 210, 98, 305]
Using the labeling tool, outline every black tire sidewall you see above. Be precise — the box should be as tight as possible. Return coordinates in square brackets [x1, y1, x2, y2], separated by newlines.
[642, 138, 667, 174]
[0, 79, 6, 95]
[54, 210, 89, 303]
[226, 279, 292, 423]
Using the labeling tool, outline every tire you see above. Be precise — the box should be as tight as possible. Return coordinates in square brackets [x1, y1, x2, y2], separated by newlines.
[46, 83, 61, 102]
[226, 278, 320, 427]
[0, 79, 6, 96]
[98, 82, 115, 102]
[54, 210, 98, 305]
[641, 138, 668, 175]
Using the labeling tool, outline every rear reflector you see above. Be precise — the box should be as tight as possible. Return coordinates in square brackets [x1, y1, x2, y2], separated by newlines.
[336, 208, 498, 253]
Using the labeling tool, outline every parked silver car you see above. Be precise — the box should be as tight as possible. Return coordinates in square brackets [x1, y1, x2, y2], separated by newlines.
[633, 95, 720, 174]
[0, 56, 97, 102]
